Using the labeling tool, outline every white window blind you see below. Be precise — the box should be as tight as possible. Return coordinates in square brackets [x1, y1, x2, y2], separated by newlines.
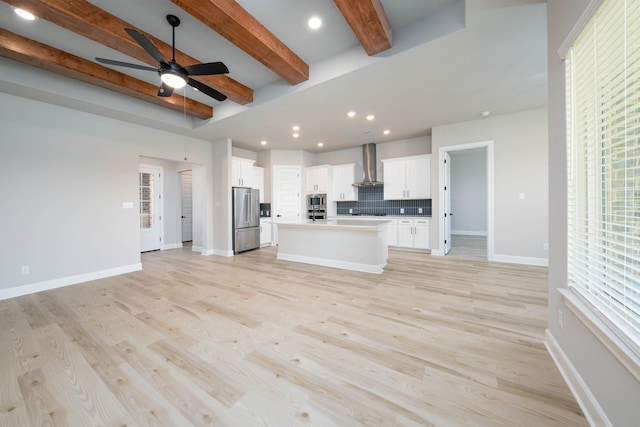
[566, 0, 640, 348]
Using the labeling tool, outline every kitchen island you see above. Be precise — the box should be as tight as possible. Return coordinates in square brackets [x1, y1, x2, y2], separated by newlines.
[276, 219, 389, 274]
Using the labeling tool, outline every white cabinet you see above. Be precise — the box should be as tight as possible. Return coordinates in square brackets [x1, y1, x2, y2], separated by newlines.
[232, 157, 255, 187]
[305, 166, 330, 193]
[332, 164, 359, 201]
[260, 218, 272, 247]
[393, 217, 431, 250]
[254, 166, 264, 202]
[387, 219, 398, 246]
[382, 155, 430, 200]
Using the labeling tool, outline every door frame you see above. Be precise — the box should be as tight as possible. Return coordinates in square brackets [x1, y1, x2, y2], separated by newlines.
[179, 169, 193, 243]
[139, 164, 164, 252]
[435, 140, 494, 260]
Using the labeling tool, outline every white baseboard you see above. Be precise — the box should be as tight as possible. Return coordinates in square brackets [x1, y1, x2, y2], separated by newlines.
[161, 242, 183, 250]
[191, 245, 202, 253]
[0, 263, 142, 301]
[277, 252, 384, 274]
[492, 254, 548, 267]
[545, 329, 611, 427]
[451, 230, 487, 236]
[213, 249, 233, 257]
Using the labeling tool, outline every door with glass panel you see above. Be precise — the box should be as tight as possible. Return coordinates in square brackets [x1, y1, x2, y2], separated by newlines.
[139, 166, 162, 252]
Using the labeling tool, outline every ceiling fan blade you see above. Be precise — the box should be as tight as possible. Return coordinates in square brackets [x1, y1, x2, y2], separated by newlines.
[157, 83, 174, 97]
[187, 78, 227, 102]
[95, 57, 158, 72]
[184, 62, 229, 76]
[125, 28, 168, 65]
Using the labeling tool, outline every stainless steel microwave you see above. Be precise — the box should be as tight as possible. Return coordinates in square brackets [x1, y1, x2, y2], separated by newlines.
[306, 193, 326, 209]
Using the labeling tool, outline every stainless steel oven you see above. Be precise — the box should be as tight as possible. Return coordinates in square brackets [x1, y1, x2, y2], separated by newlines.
[306, 193, 326, 220]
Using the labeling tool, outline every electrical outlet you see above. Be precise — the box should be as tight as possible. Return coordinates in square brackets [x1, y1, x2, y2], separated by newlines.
[558, 309, 564, 329]
[400, 208, 404, 214]
[21, 266, 29, 275]
[418, 208, 423, 214]
[543, 243, 549, 251]
[519, 192, 525, 200]
[349, 208, 353, 213]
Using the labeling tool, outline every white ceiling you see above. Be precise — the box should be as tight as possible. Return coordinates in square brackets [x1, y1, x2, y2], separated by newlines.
[0, 0, 548, 153]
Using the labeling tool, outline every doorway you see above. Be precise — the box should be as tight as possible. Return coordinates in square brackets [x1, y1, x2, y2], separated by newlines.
[180, 170, 193, 243]
[139, 165, 163, 252]
[438, 141, 494, 260]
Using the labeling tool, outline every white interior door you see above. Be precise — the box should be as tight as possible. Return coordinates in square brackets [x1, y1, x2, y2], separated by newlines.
[273, 166, 301, 244]
[180, 170, 193, 242]
[139, 166, 162, 252]
[444, 152, 452, 255]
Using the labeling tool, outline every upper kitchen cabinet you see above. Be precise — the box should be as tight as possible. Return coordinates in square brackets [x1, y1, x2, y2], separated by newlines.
[305, 165, 330, 193]
[332, 163, 359, 201]
[382, 155, 430, 200]
[232, 157, 255, 187]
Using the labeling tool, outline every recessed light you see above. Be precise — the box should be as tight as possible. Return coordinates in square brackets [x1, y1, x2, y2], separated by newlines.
[293, 133, 299, 138]
[479, 110, 491, 117]
[292, 125, 300, 131]
[308, 16, 322, 30]
[317, 142, 324, 147]
[347, 111, 356, 118]
[261, 140, 267, 145]
[383, 130, 390, 135]
[366, 115, 375, 121]
[15, 8, 36, 20]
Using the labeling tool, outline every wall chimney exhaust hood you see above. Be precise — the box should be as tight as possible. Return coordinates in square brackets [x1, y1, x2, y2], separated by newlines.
[353, 143, 383, 187]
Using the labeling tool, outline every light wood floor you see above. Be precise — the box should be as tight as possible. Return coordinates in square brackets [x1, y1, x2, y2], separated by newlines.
[448, 235, 487, 260]
[0, 246, 587, 426]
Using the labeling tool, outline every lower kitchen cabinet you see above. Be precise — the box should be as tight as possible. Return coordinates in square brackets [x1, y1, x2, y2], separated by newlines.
[396, 218, 430, 250]
[260, 218, 272, 247]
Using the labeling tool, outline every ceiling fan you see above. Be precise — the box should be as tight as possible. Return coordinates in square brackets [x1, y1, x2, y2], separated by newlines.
[96, 14, 229, 101]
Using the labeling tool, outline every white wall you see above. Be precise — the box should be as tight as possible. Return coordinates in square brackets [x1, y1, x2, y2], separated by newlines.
[547, 2, 640, 425]
[431, 108, 548, 262]
[0, 93, 220, 297]
[450, 148, 487, 235]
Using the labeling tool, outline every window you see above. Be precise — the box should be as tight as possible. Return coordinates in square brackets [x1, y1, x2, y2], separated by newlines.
[566, 0, 640, 349]
[140, 172, 154, 229]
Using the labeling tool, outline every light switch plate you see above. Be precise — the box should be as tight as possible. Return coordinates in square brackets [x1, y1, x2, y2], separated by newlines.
[122, 202, 134, 209]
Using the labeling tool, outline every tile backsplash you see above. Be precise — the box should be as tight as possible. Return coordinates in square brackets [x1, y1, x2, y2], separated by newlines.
[336, 186, 431, 216]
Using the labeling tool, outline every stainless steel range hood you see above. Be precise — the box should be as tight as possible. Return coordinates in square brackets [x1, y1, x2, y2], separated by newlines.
[353, 143, 383, 187]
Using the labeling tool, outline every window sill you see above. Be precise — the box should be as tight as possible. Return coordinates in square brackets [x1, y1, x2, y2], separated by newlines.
[559, 287, 640, 383]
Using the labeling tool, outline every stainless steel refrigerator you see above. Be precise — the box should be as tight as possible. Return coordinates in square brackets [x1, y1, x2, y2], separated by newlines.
[233, 187, 260, 254]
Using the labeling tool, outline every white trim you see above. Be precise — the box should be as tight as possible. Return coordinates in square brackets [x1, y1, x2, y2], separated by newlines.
[451, 230, 487, 236]
[545, 329, 612, 427]
[211, 248, 233, 257]
[492, 254, 548, 267]
[161, 242, 183, 250]
[559, 288, 640, 381]
[436, 141, 494, 260]
[192, 245, 202, 252]
[557, 0, 604, 58]
[277, 253, 385, 274]
[0, 263, 142, 301]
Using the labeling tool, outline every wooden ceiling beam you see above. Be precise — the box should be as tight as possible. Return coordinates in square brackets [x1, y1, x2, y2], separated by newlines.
[0, 28, 213, 120]
[333, 0, 392, 56]
[3, 0, 253, 104]
[171, 0, 309, 85]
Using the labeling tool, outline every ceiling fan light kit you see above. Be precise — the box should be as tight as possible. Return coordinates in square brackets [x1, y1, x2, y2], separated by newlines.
[95, 14, 228, 101]
[161, 70, 187, 89]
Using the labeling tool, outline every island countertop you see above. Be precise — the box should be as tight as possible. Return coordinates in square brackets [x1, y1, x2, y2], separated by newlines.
[275, 218, 390, 231]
